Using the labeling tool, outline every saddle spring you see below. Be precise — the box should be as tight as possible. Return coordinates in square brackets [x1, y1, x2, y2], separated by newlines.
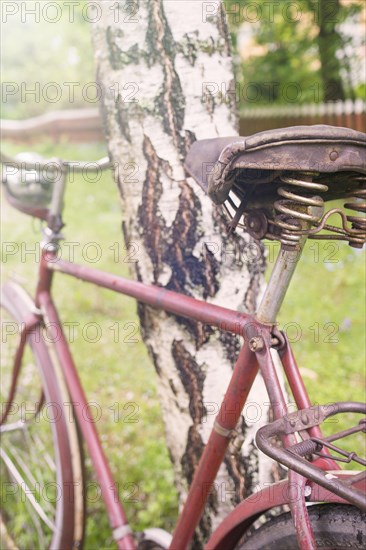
[343, 180, 366, 248]
[223, 172, 366, 248]
[269, 172, 328, 247]
[269, 172, 366, 248]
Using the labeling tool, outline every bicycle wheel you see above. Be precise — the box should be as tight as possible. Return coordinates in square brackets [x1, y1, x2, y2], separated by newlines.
[237, 503, 365, 549]
[0, 284, 85, 549]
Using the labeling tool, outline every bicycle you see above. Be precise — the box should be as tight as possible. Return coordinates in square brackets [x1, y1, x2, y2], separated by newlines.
[0, 124, 365, 550]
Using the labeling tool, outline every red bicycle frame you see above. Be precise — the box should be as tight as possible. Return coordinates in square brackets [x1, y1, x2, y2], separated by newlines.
[11, 236, 358, 550]
[2, 159, 364, 550]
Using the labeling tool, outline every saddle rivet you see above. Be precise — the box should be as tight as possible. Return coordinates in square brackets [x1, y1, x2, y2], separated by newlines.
[329, 150, 339, 161]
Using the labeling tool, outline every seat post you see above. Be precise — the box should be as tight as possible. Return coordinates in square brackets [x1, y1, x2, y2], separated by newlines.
[255, 201, 323, 325]
[255, 236, 307, 325]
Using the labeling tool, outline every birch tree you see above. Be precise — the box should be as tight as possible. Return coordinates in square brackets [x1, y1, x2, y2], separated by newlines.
[92, 1, 273, 545]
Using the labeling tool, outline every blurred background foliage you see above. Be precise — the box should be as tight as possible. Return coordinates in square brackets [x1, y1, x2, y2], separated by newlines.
[1, 1, 94, 118]
[227, 0, 365, 104]
[1, 0, 365, 119]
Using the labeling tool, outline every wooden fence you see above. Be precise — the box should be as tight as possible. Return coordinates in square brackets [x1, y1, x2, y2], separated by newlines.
[1, 100, 365, 144]
[0, 108, 104, 143]
[239, 99, 365, 135]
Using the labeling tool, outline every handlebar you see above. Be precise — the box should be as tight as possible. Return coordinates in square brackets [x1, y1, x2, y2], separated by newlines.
[1, 150, 114, 233]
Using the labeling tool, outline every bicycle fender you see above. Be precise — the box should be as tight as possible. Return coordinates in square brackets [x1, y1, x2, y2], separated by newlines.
[205, 478, 355, 550]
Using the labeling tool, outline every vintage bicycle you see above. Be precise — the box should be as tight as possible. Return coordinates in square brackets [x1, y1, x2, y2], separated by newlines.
[1, 124, 365, 549]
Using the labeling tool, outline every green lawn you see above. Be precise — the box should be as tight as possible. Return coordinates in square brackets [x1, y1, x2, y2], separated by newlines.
[1, 140, 365, 547]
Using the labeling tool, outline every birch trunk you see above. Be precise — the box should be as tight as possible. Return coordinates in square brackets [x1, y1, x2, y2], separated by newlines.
[92, 1, 274, 545]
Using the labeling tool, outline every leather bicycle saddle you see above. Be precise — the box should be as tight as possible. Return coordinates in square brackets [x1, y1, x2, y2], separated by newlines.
[184, 125, 366, 206]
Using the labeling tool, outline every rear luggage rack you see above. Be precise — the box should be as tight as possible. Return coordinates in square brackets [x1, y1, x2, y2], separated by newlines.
[256, 402, 366, 509]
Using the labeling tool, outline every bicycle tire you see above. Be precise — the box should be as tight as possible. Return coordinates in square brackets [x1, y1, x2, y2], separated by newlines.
[237, 503, 365, 549]
[0, 283, 85, 549]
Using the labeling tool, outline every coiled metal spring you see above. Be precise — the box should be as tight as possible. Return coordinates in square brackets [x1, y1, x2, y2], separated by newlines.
[344, 181, 366, 247]
[269, 173, 328, 247]
[222, 172, 366, 248]
[303, 175, 366, 248]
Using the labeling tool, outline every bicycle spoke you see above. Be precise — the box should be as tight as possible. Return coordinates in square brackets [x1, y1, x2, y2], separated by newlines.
[5, 441, 56, 519]
[0, 420, 26, 433]
[0, 446, 55, 531]
[23, 427, 55, 492]
[31, 431, 57, 473]
[20, 430, 57, 515]
[23, 495, 47, 550]
[1, 439, 56, 518]
[3, 437, 38, 490]
[0, 516, 19, 550]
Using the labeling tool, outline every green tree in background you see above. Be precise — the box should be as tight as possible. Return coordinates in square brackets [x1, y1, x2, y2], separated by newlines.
[226, 0, 364, 106]
[316, 0, 346, 101]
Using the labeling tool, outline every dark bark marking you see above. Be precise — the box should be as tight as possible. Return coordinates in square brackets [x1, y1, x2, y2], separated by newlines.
[218, 331, 241, 364]
[106, 26, 125, 70]
[242, 439, 259, 497]
[181, 425, 204, 485]
[168, 182, 211, 292]
[166, 181, 220, 302]
[137, 301, 159, 339]
[223, 419, 248, 504]
[138, 135, 165, 282]
[224, 453, 246, 503]
[172, 340, 205, 425]
[176, 32, 229, 66]
[177, 32, 199, 66]
[166, 181, 218, 348]
[184, 130, 197, 152]
[106, 27, 144, 69]
[216, 3, 231, 58]
[147, 0, 185, 152]
[116, 104, 132, 143]
[137, 136, 220, 349]
[146, 343, 162, 377]
[119, 43, 141, 66]
[168, 378, 178, 397]
[172, 340, 207, 512]
[97, 78, 112, 143]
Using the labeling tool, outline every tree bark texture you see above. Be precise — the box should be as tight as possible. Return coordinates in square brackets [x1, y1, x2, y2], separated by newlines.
[92, 1, 274, 545]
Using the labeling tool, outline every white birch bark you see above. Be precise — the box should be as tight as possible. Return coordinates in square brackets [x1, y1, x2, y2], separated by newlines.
[92, 1, 275, 545]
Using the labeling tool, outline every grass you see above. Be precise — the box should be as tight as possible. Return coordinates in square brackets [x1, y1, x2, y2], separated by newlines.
[266, 237, 365, 458]
[1, 140, 365, 547]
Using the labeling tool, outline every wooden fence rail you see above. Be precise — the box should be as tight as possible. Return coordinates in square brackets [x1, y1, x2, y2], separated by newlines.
[239, 99, 365, 135]
[1, 100, 365, 144]
[0, 108, 104, 143]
